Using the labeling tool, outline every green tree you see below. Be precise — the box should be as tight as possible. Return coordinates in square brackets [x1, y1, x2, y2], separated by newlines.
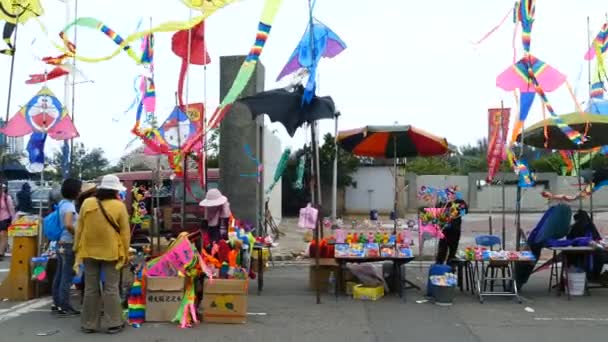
[49, 142, 109, 180]
[530, 154, 565, 173]
[404, 156, 455, 175]
[206, 128, 219, 168]
[319, 133, 360, 188]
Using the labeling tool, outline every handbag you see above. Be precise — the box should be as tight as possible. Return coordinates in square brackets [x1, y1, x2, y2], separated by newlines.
[96, 199, 121, 233]
[298, 204, 318, 230]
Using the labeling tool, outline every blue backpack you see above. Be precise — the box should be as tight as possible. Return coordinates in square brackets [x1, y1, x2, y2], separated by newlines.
[43, 201, 67, 241]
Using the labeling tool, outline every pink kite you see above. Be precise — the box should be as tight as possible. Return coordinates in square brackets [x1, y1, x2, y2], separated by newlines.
[0, 87, 78, 140]
[496, 55, 566, 92]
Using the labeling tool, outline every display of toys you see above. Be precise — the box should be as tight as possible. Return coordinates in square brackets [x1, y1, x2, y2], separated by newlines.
[335, 244, 350, 257]
[380, 245, 396, 257]
[364, 243, 380, 258]
[397, 245, 413, 258]
[349, 243, 365, 257]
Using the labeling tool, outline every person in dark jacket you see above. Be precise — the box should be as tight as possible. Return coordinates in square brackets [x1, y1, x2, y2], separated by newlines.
[567, 210, 606, 282]
[435, 199, 469, 265]
[16, 183, 33, 213]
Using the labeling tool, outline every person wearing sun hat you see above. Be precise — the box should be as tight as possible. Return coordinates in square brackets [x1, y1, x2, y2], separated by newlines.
[74, 174, 130, 334]
[199, 188, 231, 244]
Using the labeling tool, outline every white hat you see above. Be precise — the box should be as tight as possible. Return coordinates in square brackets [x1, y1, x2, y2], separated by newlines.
[98, 175, 126, 192]
[199, 188, 227, 207]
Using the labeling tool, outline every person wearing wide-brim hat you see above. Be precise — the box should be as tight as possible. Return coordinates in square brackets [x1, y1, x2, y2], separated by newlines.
[75, 175, 130, 334]
[199, 188, 231, 245]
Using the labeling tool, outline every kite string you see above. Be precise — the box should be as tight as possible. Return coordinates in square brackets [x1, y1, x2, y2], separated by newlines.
[471, 7, 513, 46]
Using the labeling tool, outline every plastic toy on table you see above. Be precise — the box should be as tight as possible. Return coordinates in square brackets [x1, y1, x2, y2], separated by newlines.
[364, 243, 380, 258]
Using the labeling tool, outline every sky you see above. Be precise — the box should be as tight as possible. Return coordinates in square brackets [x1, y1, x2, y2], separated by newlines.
[0, 0, 607, 164]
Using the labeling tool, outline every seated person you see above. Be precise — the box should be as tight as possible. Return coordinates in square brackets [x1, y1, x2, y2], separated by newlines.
[567, 210, 607, 282]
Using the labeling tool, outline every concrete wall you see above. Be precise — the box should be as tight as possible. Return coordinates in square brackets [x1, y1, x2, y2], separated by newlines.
[219, 56, 265, 224]
[345, 166, 407, 214]
[344, 167, 608, 214]
[263, 128, 282, 223]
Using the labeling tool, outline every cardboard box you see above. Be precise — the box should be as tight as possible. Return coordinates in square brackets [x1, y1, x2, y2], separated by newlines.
[202, 279, 248, 324]
[308, 259, 351, 292]
[145, 276, 185, 322]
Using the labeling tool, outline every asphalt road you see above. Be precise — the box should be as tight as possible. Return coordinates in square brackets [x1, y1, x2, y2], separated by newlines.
[1, 262, 608, 342]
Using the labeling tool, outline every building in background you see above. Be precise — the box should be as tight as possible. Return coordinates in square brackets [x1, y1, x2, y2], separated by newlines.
[0, 120, 24, 155]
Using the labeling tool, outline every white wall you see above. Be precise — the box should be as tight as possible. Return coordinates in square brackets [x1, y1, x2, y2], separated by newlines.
[345, 166, 394, 213]
[263, 128, 282, 223]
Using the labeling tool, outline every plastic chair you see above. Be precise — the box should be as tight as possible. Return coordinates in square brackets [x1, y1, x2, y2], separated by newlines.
[475, 235, 511, 292]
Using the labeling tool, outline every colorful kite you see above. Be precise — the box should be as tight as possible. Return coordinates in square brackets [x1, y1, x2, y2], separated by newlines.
[585, 21, 608, 114]
[0, 87, 78, 139]
[496, 0, 584, 146]
[172, 21, 211, 107]
[276, 18, 346, 104]
[585, 21, 608, 79]
[0, 0, 42, 55]
[47, 0, 236, 64]
[137, 104, 204, 175]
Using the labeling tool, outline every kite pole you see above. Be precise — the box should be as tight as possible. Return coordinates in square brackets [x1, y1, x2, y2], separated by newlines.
[4, 12, 20, 123]
[202, 20, 209, 192]
[68, 0, 79, 177]
[587, 16, 594, 221]
[306, 0, 322, 305]
[179, 7, 194, 232]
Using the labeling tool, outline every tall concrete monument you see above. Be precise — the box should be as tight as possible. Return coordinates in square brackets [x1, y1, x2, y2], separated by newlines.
[218, 56, 265, 225]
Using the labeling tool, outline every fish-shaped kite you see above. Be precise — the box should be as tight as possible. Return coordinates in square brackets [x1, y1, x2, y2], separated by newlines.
[276, 18, 346, 104]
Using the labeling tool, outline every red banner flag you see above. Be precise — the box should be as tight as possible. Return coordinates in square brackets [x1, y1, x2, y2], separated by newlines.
[487, 107, 511, 182]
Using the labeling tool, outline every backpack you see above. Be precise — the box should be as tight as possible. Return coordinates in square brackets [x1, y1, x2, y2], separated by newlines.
[43, 201, 67, 241]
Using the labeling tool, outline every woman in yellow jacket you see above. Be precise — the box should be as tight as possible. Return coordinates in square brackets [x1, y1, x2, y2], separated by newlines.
[74, 175, 130, 334]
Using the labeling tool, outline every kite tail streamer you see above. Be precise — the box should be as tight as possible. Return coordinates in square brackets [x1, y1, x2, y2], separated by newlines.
[523, 56, 584, 145]
[127, 279, 145, 325]
[559, 150, 574, 174]
[205, 0, 284, 130]
[1, 23, 16, 55]
[266, 148, 291, 194]
[177, 59, 189, 107]
[45, 1, 235, 64]
[185, 0, 284, 154]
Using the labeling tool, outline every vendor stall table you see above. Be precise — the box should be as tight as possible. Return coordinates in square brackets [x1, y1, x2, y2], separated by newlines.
[334, 256, 416, 300]
[472, 258, 534, 304]
[548, 246, 608, 300]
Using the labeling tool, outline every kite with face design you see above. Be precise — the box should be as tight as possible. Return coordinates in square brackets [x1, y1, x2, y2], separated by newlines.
[0, 87, 78, 139]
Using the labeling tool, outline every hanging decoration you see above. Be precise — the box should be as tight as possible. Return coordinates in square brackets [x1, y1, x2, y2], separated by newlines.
[137, 104, 204, 175]
[276, 18, 346, 104]
[487, 107, 511, 182]
[25, 131, 45, 172]
[172, 21, 211, 107]
[0, 86, 78, 139]
[497, 0, 584, 146]
[239, 84, 336, 137]
[294, 154, 305, 190]
[197, 0, 284, 133]
[265, 148, 290, 194]
[45, 0, 236, 64]
[0, 0, 43, 55]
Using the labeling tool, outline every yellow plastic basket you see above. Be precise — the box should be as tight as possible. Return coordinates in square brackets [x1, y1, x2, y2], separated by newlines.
[353, 284, 384, 301]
